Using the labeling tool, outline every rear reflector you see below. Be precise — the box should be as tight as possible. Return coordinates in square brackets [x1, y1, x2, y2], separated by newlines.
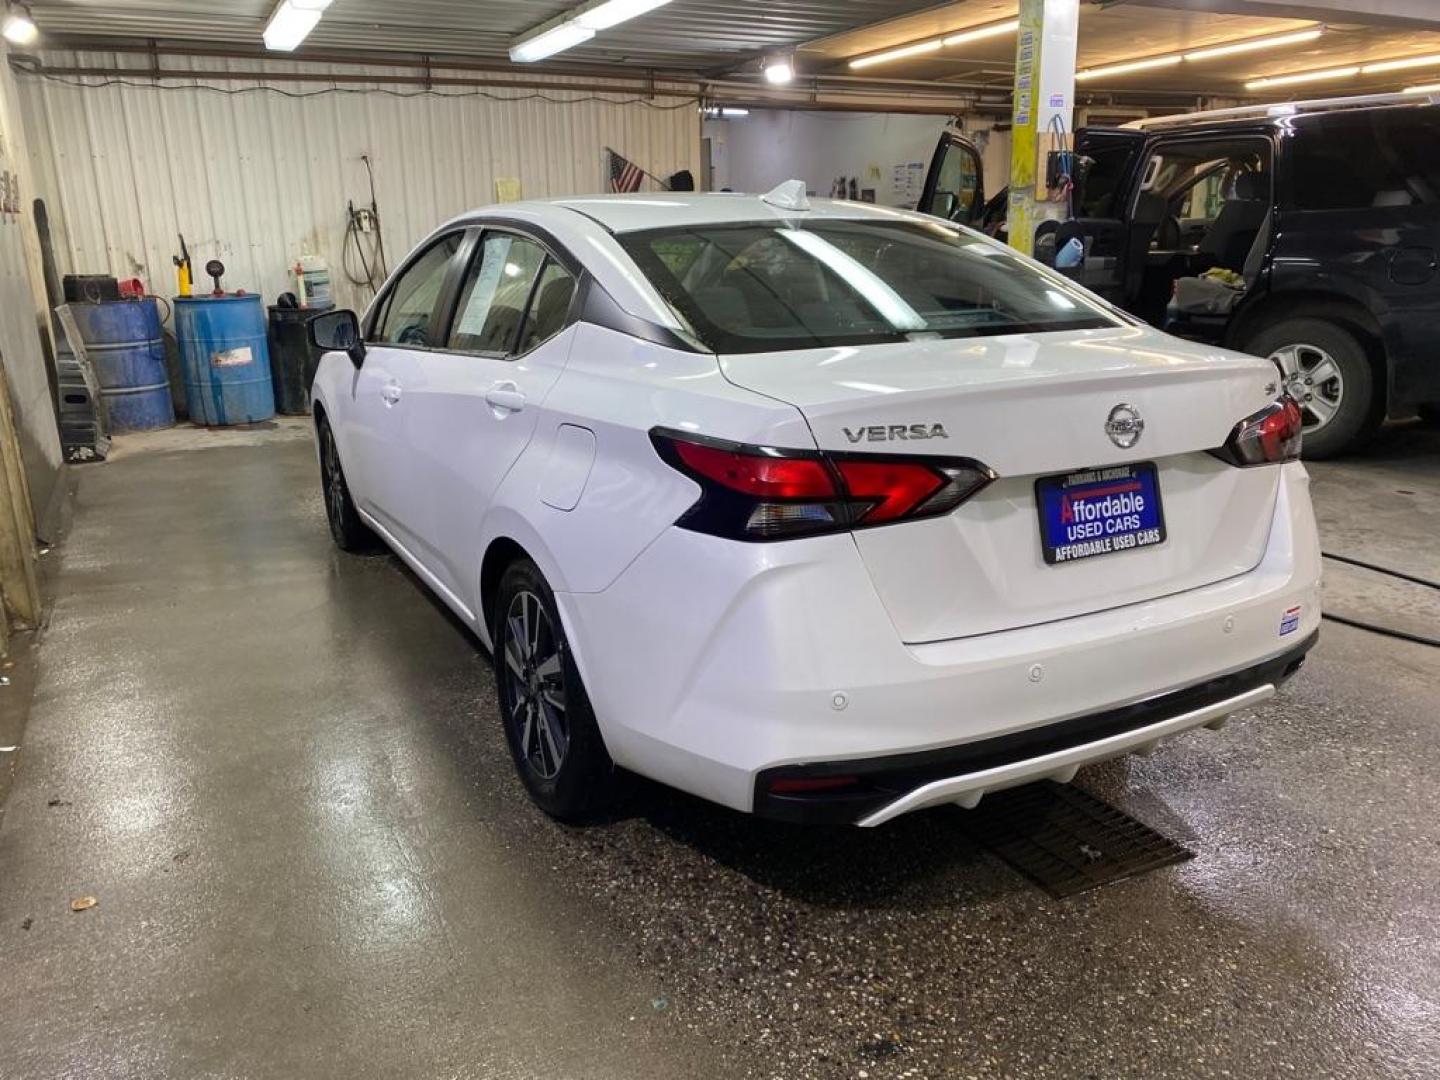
[652, 428, 996, 541]
[1211, 396, 1303, 467]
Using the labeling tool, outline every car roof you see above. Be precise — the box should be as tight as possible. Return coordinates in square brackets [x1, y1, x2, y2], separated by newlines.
[453, 192, 929, 236]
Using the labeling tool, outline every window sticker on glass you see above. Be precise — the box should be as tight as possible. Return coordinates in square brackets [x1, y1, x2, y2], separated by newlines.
[456, 236, 513, 338]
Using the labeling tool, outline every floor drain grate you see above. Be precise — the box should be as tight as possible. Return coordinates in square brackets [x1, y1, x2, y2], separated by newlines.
[958, 782, 1193, 898]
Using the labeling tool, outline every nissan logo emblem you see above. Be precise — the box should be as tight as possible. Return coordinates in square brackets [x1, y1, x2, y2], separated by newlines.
[1105, 403, 1144, 449]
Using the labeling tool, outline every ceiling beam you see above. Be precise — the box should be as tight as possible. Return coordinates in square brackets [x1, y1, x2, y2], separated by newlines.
[1102, 0, 1440, 32]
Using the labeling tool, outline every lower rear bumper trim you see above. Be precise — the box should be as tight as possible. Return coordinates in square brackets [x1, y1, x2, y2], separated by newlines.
[752, 629, 1317, 825]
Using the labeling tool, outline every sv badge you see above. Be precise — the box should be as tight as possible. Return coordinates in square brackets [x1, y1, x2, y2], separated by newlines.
[844, 423, 949, 443]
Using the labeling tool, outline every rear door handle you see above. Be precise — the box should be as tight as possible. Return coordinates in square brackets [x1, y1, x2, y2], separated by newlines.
[381, 380, 402, 406]
[485, 382, 526, 414]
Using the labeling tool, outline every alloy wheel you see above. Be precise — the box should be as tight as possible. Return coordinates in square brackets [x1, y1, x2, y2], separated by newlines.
[1269, 343, 1345, 435]
[501, 590, 569, 780]
[321, 426, 347, 534]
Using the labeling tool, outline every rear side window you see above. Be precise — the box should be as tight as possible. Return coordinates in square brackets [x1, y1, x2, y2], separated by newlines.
[448, 234, 548, 353]
[1285, 111, 1440, 210]
[517, 262, 577, 354]
[376, 233, 463, 346]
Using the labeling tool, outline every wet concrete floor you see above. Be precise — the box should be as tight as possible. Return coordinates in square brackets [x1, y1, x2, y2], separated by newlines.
[1, 417, 1437, 1079]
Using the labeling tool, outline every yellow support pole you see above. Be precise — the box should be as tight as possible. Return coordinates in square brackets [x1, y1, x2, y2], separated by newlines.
[1008, 0, 1079, 256]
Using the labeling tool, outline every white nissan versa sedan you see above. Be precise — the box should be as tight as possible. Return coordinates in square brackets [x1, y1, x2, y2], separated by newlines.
[307, 183, 1321, 827]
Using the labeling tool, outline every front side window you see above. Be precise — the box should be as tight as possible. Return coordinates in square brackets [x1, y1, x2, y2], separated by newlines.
[376, 233, 462, 346]
[619, 219, 1118, 354]
[924, 140, 981, 222]
[448, 234, 548, 354]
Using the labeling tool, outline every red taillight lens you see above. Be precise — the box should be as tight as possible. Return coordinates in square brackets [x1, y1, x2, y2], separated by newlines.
[652, 429, 996, 542]
[1212, 396, 1304, 467]
[833, 460, 944, 523]
[671, 440, 836, 499]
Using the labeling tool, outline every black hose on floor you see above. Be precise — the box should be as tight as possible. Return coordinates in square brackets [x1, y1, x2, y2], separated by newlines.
[1319, 551, 1440, 648]
[1321, 612, 1440, 648]
[1322, 551, 1440, 592]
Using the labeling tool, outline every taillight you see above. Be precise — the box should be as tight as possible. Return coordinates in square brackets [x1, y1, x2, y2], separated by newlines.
[651, 429, 995, 541]
[1211, 396, 1304, 467]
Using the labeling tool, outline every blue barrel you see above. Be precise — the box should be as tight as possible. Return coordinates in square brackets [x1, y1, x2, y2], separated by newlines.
[174, 294, 276, 425]
[67, 299, 175, 432]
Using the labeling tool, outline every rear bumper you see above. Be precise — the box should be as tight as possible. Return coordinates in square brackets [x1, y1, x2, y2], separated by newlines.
[560, 461, 1322, 821]
[755, 630, 1315, 825]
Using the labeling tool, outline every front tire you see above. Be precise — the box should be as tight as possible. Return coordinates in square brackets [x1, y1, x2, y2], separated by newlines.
[1246, 318, 1379, 459]
[492, 558, 617, 821]
[318, 416, 379, 552]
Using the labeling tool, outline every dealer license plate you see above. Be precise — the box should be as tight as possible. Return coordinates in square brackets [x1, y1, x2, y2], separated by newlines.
[1035, 463, 1167, 565]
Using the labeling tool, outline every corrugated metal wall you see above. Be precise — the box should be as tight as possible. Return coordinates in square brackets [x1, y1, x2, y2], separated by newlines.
[16, 52, 700, 313]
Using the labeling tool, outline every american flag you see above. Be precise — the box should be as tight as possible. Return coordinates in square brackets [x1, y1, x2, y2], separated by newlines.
[607, 148, 645, 193]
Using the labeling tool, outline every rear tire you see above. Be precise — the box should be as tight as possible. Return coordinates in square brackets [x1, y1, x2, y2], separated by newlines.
[492, 558, 617, 822]
[1245, 317, 1379, 459]
[317, 416, 379, 552]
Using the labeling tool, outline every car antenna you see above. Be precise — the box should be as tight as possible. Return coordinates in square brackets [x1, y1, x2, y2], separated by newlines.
[761, 179, 811, 212]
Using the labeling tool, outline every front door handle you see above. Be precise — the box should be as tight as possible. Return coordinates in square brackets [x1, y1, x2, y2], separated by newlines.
[485, 382, 526, 415]
[381, 380, 402, 406]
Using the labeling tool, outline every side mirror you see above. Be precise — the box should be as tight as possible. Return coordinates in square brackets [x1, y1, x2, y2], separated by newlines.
[309, 309, 366, 369]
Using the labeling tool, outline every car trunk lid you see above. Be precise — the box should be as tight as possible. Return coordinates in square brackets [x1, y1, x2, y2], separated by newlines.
[720, 326, 1284, 642]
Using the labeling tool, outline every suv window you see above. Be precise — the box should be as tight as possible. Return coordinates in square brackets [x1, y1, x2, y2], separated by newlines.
[448, 234, 549, 353]
[1077, 142, 1136, 218]
[1285, 110, 1440, 210]
[376, 233, 463, 346]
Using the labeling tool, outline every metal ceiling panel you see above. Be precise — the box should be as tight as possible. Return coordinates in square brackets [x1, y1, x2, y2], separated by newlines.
[23, 0, 953, 70]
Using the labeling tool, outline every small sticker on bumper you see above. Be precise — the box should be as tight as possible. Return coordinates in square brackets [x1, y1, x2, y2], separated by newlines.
[1279, 605, 1302, 636]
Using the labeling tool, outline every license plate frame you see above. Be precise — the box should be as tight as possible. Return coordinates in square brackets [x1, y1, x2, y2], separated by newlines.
[1035, 462, 1167, 566]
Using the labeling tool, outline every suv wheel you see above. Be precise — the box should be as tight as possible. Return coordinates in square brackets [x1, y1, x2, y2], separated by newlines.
[1246, 318, 1378, 459]
[492, 558, 618, 821]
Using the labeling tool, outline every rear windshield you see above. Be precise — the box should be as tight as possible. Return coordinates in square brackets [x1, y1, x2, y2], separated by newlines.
[618, 218, 1119, 354]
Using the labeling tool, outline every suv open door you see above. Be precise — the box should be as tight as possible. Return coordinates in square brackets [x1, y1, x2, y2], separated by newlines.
[920, 126, 1148, 304]
[917, 131, 985, 225]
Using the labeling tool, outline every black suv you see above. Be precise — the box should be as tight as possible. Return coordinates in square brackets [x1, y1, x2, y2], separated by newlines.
[920, 96, 1440, 457]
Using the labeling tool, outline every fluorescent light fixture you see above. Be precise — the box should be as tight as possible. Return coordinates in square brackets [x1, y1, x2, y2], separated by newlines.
[1069, 26, 1323, 83]
[1245, 65, 1359, 90]
[1076, 55, 1182, 82]
[1183, 27, 1322, 63]
[510, 20, 595, 62]
[849, 18, 1016, 71]
[1404, 82, 1440, 94]
[511, 0, 668, 63]
[941, 18, 1020, 47]
[263, 0, 330, 52]
[1361, 53, 1440, 75]
[2, 6, 37, 46]
[850, 39, 943, 70]
[576, 0, 672, 31]
[704, 106, 749, 118]
[763, 56, 794, 84]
